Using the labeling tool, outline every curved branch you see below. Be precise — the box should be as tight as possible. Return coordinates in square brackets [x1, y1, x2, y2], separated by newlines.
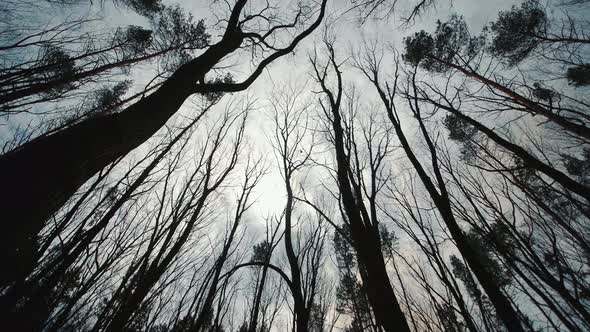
[193, 0, 328, 94]
[221, 261, 295, 295]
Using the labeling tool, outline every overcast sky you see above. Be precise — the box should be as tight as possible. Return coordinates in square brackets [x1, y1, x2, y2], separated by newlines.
[4, 0, 590, 329]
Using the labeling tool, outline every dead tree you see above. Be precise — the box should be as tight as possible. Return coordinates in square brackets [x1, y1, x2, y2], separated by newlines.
[310, 40, 410, 332]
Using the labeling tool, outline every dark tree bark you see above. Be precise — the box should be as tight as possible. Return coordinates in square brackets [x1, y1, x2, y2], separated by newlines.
[0, 110, 209, 329]
[248, 232, 278, 332]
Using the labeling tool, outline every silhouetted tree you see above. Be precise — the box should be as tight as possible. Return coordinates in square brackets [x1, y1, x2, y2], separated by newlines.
[0, 0, 328, 295]
[311, 38, 410, 332]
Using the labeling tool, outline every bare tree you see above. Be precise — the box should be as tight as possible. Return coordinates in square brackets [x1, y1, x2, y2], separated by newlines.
[310, 38, 411, 332]
[354, 47, 526, 331]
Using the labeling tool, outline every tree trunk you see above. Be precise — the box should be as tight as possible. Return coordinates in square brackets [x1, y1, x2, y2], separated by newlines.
[0, 46, 177, 106]
[330, 96, 410, 332]
[434, 101, 590, 203]
[284, 182, 309, 332]
[248, 258, 270, 332]
[435, 56, 590, 141]
[354, 229, 410, 332]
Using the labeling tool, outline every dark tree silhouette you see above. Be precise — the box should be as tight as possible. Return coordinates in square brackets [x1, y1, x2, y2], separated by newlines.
[0, 0, 328, 291]
[355, 46, 526, 331]
[310, 39, 411, 332]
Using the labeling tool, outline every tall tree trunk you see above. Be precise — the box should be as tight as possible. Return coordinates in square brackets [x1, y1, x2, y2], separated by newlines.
[434, 56, 590, 141]
[248, 257, 270, 332]
[331, 95, 409, 332]
[105, 191, 210, 332]
[0, 0, 328, 285]
[193, 184, 250, 331]
[432, 101, 590, 203]
[353, 229, 410, 332]
[313, 45, 410, 332]
[284, 181, 309, 332]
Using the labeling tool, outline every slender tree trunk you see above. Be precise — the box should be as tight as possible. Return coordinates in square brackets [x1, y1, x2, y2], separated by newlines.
[193, 197, 245, 331]
[432, 100, 590, 203]
[0, 46, 176, 106]
[105, 195, 208, 332]
[434, 56, 590, 140]
[284, 181, 309, 332]
[353, 230, 410, 332]
[248, 258, 270, 332]
[330, 97, 410, 332]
